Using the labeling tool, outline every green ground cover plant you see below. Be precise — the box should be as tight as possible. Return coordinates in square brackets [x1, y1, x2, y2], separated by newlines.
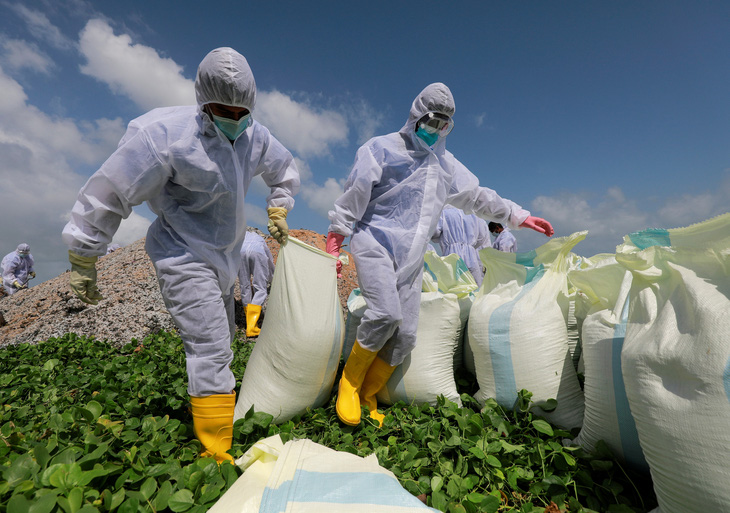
[0, 331, 656, 513]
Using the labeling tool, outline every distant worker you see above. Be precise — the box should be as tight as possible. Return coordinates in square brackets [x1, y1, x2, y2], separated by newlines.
[1, 244, 35, 295]
[62, 47, 300, 463]
[489, 222, 517, 253]
[326, 83, 553, 428]
[432, 205, 492, 286]
[238, 231, 275, 337]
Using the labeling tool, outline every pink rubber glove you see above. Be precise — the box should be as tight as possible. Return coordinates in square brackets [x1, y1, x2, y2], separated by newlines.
[326, 232, 345, 278]
[520, 216, 554, 237]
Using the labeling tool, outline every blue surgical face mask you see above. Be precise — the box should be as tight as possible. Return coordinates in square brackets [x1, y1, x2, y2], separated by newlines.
[212, 113, 251, 140]
[415, 126, 439, 147]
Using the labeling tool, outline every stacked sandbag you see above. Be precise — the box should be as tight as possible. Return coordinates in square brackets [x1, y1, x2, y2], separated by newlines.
[468, 232, 587, 430]
[233, 238, 344, 424]
[344, 288, 462, 407]
[564, 252, 611, 374]
[376, 291, 462, 407]
[423, 250, 478, 372]
[568, 255, 648, 471]
[615, 213, 730, 513]
[342, 251, 479, 407]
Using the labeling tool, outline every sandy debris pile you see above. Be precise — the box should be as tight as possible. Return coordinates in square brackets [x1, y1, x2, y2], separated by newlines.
[0, 229, 357, 347]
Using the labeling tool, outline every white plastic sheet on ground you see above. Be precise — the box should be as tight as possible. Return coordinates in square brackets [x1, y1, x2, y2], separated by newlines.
[209, 435, 439, 513]
[616, 213, 730, 513]
[568, 256, 648, 471]
[468, 232, 587, 429]
[233, 237, 344, 424]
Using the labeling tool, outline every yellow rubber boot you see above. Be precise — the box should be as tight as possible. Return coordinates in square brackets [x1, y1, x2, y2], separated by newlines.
[360, 357, 396, 427]
[190, 393, 236, 463]
[245, 304, 262, 337]
[336, 342, 378, 426]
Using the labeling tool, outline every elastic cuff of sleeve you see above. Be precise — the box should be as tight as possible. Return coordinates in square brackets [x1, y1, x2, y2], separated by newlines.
[68, 250, 99, 267]
[266, 207, 289, 217]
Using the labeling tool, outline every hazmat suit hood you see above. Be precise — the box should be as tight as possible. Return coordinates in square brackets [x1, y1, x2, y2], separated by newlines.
[195, 47, 256, 111]
[401, 82, 455, 134]
[16, 243, 30, 254]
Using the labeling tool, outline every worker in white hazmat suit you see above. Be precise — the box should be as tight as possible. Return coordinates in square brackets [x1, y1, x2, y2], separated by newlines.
[489, 222, 517, 252]
[2, 243, 35, 295]
[238, 231, 275, 337]
[62, 47, 300, 462]
[326, 83, 553, 427]
[431, 205, 492, 286]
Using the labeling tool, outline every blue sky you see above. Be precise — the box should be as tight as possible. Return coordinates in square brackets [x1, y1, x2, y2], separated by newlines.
[1, 0, 729, 286]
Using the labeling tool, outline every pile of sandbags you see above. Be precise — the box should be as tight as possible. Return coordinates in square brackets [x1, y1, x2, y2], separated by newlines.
[232, 213, 730, 513]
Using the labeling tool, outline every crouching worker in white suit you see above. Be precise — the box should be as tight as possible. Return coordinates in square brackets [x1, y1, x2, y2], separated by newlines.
[238, 231, 275, 337]
[62, 47, 300, 462]
[326, 83, 553, 427]
[2, 243, 35, 295]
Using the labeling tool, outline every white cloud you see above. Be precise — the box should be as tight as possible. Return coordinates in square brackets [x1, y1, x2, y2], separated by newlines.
[299, 177, 346, 218]
[245, 203, 269, 229]
[0, 65, 126, 285]
[0, 66, 124, 166]
[338, 96, 383, 146]
[78, 19, 195, 110]
[0, 65, 28, 109]
[293, 157, 313, 182]
[75, 20, 356, 161]
[523, 187, 652, 256]
[1, 38, 54, 74]
[7, 3, 74, 50]
[256, 90, 348, 158]
[517, 176, 730, 257]
[112, 211, 151, 246]
[656, 172, 730, 228]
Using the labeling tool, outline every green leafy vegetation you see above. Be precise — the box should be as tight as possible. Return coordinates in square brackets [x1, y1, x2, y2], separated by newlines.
[0, 331, 656, 512]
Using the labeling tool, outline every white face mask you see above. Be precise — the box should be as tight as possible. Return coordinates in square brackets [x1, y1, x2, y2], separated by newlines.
[211, 113, 251, 140]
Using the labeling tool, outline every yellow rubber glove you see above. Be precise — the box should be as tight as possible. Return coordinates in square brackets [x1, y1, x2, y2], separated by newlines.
[267, 207, 289, 244]
[29, 271, 35, 278]
[68, 251, 104, 305]
[12, 281, 26, 290]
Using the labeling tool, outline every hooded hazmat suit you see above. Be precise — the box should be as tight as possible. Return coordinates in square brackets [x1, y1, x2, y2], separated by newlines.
[2, 244, 34, 295]
[328, 83, 529, 367]
[62, 48, 300, 397]
[431, 205, 492, 286]
[238, 231, 274, 306]
[493, 228, 517, 252]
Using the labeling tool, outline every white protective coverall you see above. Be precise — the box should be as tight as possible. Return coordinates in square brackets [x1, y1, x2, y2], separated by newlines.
[62, 48, 300, 396]
[1, 244, 34, 295]
[328, 83, 529, 366]
[493, 228, 517, 253]
[238, 231, 274, 305]
[431, 205, 492, 286]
